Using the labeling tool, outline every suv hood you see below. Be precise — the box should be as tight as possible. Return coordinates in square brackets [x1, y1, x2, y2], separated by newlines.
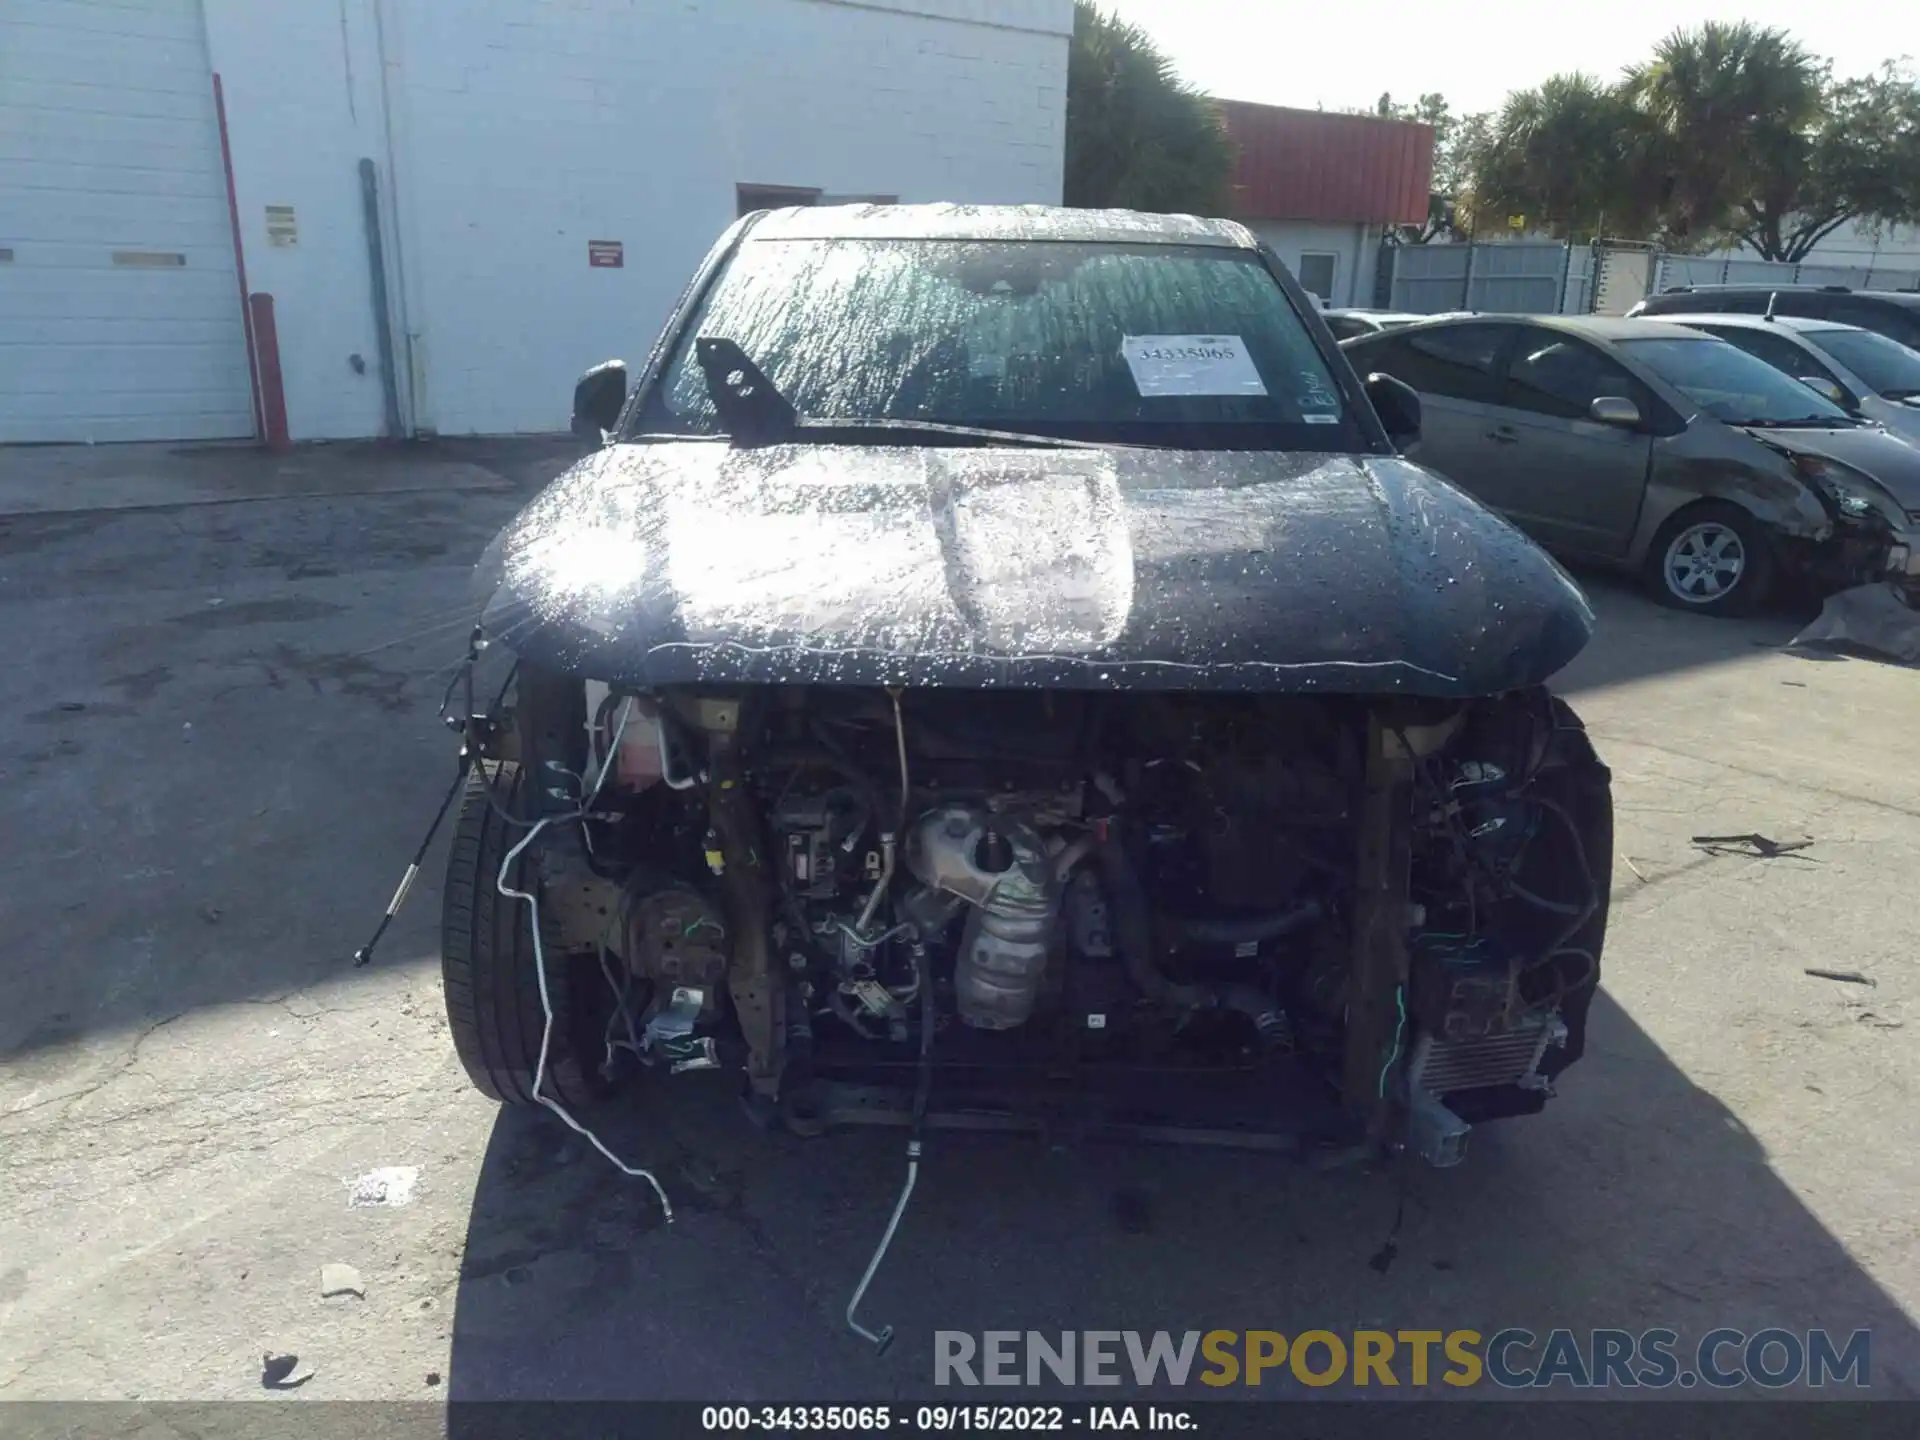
[477, 442, 1593, 696]
[1740, 423, 1920, 507]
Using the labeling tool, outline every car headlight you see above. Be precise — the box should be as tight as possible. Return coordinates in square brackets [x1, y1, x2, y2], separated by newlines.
[1788, 454, 1899, 525]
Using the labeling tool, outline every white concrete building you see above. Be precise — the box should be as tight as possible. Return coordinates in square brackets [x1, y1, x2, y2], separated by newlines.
[0, 0, 1073, 444]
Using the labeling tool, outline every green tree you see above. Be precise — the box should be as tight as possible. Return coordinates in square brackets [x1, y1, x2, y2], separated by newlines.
[1621, 22, 1826, 245]
[1467, 74, 1651, 242]
[1063, 2, 1233, 213]
[1369, 92, 1493, 241]
[1730, 63, 1920, 260]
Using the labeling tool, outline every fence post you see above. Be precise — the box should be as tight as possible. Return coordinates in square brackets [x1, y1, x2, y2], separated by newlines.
[1461, 243, 1477, 311]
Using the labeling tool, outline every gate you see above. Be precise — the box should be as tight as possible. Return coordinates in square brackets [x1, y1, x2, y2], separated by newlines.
[1386, 241, 1577, 314]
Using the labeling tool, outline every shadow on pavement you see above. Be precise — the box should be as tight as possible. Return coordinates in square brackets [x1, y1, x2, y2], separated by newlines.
[444, 988, 1920, 1401]
[1550, 566, 1809, 699]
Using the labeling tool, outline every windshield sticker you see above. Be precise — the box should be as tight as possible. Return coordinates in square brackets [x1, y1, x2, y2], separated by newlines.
[1299, 370, 1341, 415]
[1303, 413, 1340, 424]
[1121, 335, 1268, 398]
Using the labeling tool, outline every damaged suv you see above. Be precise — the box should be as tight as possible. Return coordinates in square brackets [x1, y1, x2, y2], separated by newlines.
[440, 207, 1614, 1210]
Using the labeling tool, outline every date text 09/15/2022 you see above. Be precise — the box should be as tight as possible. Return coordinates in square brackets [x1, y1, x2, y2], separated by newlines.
[702, 1405, 1192, 1432]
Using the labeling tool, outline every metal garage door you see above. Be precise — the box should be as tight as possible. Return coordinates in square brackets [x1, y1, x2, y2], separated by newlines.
[0, 0, 254, 443]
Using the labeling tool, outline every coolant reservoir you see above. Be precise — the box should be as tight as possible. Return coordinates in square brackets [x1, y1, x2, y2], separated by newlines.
[585, 681, 663, 791]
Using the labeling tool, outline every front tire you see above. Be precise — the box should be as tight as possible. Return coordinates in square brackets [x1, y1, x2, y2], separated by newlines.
[1646, 502, 1774, 616]
[440, 759, 604, 1107]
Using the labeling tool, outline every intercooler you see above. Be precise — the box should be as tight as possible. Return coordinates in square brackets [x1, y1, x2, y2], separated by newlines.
[1407, 1014, 1567, 1097]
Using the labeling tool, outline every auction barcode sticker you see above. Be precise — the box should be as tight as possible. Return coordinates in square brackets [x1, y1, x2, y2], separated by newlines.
[1121, 334, 1268, 397]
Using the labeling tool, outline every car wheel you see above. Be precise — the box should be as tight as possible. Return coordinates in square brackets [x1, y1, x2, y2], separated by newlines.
[1647, 502, 1774, 616]
[441, 759, 608, 1107]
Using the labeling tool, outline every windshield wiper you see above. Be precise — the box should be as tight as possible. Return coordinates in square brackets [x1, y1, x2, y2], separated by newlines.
[694, 336, 1109, 450]
[799, 417, 1111, 450]
[1736, 415, 1852, 429]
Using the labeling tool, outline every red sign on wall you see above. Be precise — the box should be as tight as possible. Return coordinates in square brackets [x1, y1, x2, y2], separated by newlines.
[588, 240, 624, 269]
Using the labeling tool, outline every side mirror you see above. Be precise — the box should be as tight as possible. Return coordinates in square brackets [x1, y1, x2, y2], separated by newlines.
[571, 360, 629, 440]
[1798, 375, 1848, 407]
[1364, 372, 1422, 448]
[1589, 395, 1641, 428]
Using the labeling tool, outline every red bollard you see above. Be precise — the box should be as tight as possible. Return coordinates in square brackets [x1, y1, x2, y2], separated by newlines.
[248, 292, 292, 452]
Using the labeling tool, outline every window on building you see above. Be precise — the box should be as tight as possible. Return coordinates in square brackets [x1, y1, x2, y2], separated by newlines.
[1296, 252, 1338, 300]
[737, 184, 823, 217]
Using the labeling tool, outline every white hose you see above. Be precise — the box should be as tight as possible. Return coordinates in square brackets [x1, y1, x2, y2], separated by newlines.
[493, 699, 674, 1222]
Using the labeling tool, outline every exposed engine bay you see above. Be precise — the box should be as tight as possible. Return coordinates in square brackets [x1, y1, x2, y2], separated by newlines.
[509, 678, 1613, 1166]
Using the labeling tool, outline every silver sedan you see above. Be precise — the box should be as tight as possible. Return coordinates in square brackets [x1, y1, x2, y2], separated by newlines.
[1342, 314, 1920, 615]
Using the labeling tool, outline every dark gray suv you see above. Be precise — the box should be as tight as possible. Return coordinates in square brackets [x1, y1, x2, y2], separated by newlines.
[1629, 286, 1920, 351]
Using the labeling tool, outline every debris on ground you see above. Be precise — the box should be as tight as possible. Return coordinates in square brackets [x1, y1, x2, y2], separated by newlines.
[1691, 833, 1815, 860]
[261, 1353, 312, 1389]
[58, 701, 85, 713]
[1806, 968, 1876, 987]
[1621, 855, 1648, 883]
[346, 1166, 419, 1209]
[319, 1263, 365, 1298]
[1789, 582, 1920, 666]
[425, 1371, 442, 1388]
[1851, 1008, 1904, 1030]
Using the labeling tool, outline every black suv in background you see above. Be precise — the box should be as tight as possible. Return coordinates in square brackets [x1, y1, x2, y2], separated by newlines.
[1629, 286, 1920, 350]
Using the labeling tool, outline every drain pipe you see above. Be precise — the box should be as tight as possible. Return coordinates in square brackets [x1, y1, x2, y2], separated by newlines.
[358, 158, 404, 440]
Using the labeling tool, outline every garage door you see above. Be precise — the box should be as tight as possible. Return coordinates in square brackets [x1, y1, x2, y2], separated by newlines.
[0, 0, 255, 443]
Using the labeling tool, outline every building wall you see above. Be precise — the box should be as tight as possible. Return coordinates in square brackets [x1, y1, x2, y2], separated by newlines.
[1245, 220, 1377, 307]
[202, 0, 1073, 440]
[201, 0, 403, 441]
[1721, 219, 1920, 272]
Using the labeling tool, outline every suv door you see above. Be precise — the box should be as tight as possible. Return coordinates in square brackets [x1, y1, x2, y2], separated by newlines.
[1468, 327, 1658, 558]
[1344, 322, 1519, 494]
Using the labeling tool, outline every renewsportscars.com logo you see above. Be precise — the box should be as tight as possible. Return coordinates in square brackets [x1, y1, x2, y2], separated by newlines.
[933, 1328, 1872, 1390]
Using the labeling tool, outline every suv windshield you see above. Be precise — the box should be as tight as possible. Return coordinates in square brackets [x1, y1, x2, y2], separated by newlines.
[634, 238, 1360, 449]
[1615, 335, 1852, 426]
[1807, 327, 1920, 399]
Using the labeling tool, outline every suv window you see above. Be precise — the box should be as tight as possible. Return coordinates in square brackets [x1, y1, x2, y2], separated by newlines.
[1827, 300, 1920, 350]
[1354, 323, 1514, 403]
[1503, 331, 1649, 420]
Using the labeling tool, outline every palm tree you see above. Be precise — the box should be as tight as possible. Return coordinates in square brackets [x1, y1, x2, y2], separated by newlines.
[1063, 3, 1233, 214]
[1469, 74, 1649, 241]
[1622, 22, 1825, 242]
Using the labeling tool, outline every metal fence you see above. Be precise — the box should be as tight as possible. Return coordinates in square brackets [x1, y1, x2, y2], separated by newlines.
[1381, 240, 1920, 317]
[1386, 240, 1574, 314]
[1653, 253, 1920, 295]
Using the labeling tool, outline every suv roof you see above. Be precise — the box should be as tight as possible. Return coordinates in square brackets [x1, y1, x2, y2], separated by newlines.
[745, 203, 1256, 249]
[1635, 285, 1920, 309]
[1636, 312, 1852, 334]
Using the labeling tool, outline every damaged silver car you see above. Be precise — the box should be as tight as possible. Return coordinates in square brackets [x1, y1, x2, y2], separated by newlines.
[425, 207, 1614, 1299]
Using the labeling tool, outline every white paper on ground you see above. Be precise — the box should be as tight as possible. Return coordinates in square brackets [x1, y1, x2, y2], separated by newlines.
[1120, 335, 1268, 398]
